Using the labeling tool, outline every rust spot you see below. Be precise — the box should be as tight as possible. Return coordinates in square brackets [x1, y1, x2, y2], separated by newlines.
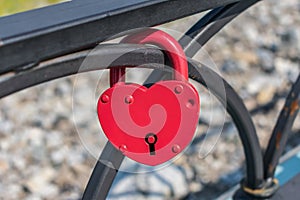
[290, 100, 299, 116]
[275, 132, 282, 149]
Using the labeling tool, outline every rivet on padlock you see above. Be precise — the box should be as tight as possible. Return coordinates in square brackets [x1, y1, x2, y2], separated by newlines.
[97, 29, 200, 166]
[124, 95, 134, 104]
[100, 94, 110, 103]
[174, 85, 184, 94]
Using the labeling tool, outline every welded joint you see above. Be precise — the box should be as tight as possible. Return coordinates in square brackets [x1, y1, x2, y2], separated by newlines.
[242, 178, 279, 198]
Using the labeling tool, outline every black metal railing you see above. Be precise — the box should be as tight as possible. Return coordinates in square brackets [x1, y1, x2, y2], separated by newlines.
[0, 0, 299, 199]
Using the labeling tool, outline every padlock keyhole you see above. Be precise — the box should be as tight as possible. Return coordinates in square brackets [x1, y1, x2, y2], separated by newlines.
[145, 133, 157, 155]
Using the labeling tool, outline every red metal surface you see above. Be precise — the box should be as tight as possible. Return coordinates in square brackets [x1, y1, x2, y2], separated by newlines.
[98, 29, 200, 166]
[98, 81, 200, 165]
[110, 28, 189, 85]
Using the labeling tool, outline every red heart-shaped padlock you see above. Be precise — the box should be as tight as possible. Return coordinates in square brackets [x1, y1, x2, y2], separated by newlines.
[97, 29, 200, 166]
[97, 80, 199, 166]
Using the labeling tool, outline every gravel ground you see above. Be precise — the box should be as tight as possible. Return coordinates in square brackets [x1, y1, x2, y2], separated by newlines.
[0, 0, 300, 199]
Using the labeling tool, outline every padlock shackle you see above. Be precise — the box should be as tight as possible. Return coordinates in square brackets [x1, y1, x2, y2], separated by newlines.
[109, 67, 125, 87]
[110, 29, 188, 86]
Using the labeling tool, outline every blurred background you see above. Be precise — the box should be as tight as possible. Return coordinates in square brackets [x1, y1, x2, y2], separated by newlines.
[0, 0, 299, 199]
[0, 0, 65, 16]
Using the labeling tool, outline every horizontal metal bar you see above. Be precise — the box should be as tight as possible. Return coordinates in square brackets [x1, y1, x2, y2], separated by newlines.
[0, 0, 239, 74]
[0, 43, 165, 98]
